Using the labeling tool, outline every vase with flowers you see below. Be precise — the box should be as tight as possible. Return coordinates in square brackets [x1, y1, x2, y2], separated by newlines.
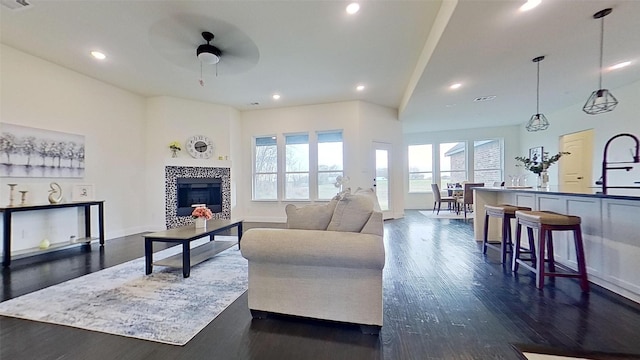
[192, 206, 213, 228]
[169, 141, 182, 158]
[515, 151, 570, 189]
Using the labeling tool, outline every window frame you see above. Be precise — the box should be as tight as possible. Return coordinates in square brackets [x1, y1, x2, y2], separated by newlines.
[407, 144, 433, 193]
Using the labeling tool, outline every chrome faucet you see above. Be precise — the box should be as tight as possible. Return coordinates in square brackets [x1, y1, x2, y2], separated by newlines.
[600, 133, 640, 194]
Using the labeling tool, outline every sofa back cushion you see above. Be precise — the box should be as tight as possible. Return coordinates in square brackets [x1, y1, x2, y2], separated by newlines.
[286, 200, 338, 230]
[327, 192, 374, 232]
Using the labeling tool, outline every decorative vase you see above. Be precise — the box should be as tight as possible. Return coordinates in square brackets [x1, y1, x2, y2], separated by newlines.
[195, 217, 207, 229]
[171, 149, 178, 158]
[538, 170, 549, 189]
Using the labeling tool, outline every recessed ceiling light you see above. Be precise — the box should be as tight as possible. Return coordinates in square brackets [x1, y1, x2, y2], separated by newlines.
[90, 50, 106, 60]
[519, 0, 541, 12]
[449, 83, 462, 90]
[346, 3, 360, 14]
[356, 85, 365, 91]
[272, 94, 281, 100]
[608, 61, 631, 71]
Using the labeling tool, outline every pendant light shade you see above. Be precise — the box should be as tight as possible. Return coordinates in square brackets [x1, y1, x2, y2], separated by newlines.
[583, 8, 618, 115]
[526, 56, 549, 132]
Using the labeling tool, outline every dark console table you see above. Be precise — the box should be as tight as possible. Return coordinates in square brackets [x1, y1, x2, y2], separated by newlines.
[1, 200, 105, 267]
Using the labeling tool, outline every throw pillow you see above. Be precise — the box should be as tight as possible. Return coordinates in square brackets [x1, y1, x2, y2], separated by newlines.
[354, 187, 382, 213]
[285, 200, 338, 230]
[327, 192, 374, 232]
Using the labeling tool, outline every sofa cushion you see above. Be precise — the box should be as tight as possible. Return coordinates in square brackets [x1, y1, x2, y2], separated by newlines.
[327, 192, 374, 232]
[285, 200, 338, 230]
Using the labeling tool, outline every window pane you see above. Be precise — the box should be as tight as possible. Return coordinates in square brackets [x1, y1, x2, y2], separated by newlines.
[318, 171, 343, 199]
[255, 143, 277, 173]
[318, 141, 343, 170]
[285, 173, 309, 199]
[285, 134, 309, 172]
[408, 144, 432, 172]
[254, 174, 277, 200]
[408, 144, 433, 193]
[440, 142, 466, 189]
[474, 139, 503, 185]
[409, 173, 433, 192]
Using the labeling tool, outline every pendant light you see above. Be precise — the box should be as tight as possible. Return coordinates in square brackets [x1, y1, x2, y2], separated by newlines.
[583, 8, 618, 115]
[526, 56, 549, 132]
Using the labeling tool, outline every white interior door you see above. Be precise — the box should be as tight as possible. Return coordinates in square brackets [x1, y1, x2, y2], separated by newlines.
[560, 129, 594, 193]
[373, 142, 392, 219]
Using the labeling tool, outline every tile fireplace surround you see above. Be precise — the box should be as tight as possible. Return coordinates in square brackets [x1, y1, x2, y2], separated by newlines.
[165, 166, 231, 229]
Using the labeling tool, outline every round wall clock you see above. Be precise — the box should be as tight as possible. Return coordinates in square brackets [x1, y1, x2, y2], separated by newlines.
[186, 135, 214, 159]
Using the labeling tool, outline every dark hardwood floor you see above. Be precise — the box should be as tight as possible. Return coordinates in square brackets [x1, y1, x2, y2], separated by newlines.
[2, 211, 640, 359]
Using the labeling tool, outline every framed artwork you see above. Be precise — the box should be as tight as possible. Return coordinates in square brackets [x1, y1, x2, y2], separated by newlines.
[529, 146, 543, 162]
[0, 123, 85, 178]
[72, 184, 95, 201]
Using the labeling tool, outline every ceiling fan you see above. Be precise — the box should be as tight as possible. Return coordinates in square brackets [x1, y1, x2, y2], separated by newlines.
[196, 31, 221, 65]
[148, 14, 260, 77]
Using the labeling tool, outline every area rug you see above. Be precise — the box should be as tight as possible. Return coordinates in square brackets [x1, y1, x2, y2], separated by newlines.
[513, 344, 640, 360]
[0, 237, 247, 346]
[419, 210, 468, 220]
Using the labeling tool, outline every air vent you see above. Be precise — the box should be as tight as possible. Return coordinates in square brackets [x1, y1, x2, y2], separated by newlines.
[1, 0, 31, 10]
[473, 95, 497, 102]
[250, 102, 260, 106]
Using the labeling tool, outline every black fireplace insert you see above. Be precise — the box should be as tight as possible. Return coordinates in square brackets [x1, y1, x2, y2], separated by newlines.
[176, 177, 222, 216]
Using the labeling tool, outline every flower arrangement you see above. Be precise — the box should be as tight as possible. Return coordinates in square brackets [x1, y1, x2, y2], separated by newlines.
[515, 151, 570, 175]
[191, 206, 213, 220]
[169, 141, 181, 151]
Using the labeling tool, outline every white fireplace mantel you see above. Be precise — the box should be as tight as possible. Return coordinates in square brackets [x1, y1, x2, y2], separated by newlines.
[164, 158, 231, 168]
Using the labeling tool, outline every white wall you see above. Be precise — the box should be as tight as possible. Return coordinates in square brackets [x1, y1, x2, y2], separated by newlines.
[144, 96, 241, 230]
[240, 101, 404, 222]
[403, 125, 520, 209]
[518, 80, 640, 189]
[0, 45, 147, 252]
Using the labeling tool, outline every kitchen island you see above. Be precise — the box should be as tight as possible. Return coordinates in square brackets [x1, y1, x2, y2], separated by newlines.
[474, 186, 640, 303]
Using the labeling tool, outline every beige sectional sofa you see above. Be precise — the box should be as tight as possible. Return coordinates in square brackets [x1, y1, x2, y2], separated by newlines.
[240, 188, 385, 334]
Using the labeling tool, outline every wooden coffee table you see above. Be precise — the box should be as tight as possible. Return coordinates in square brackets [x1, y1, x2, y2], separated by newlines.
[143, 219, 243, 278]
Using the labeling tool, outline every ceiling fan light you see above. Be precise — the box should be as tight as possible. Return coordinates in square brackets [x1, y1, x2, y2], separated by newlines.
[526, 113, 549, 132]
[582, 89, 618, 115]
[197, 44, 221, 64]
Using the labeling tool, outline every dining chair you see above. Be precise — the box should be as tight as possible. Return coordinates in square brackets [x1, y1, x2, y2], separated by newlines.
[456, 182, 485, 219]
[431, 183, 456, 215]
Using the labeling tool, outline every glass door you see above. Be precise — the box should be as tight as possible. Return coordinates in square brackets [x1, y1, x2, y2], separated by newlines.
[373, 142, 392, 219]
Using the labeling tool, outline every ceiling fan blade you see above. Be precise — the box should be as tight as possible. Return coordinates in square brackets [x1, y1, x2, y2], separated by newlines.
[148, 13, 259, 75]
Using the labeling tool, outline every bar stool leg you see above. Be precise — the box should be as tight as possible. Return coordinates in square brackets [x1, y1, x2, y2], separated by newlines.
[574, 226, 590, 292]
[512, 222, 522, 272]
[501, 215, 509, 264]
[527, 227, 537, 264]
[536, 225, 546, 289]
[546, 229, 555, 272]
[483, 212, 490, 254]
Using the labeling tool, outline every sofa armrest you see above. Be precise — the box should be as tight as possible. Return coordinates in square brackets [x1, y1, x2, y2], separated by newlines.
[240, 228, 385, 270]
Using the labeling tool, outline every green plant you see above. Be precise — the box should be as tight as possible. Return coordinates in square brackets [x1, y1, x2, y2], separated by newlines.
[515, 151, 570, 175]
[169, 141, 181, 151]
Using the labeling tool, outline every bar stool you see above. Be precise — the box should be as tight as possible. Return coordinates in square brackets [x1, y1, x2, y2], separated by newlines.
[483, 204, 532, 264]
[512, 210, 589, 292]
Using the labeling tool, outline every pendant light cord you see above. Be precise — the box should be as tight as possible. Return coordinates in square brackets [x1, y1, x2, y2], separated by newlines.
[536, 60, 540, 113]
[598, 14, 605, 89]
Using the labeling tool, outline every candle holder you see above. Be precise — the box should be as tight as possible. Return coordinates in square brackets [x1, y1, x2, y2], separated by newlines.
[8, 184, 18, 206]
[19, 190, 28, 205]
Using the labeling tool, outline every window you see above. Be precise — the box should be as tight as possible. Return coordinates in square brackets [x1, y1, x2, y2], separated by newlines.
[317, 131, 343, 200]
[473, 139, 503, 185]
[440, 142, 466, 188]
[253, 136, 278, 200]
[408, 144, 433, 192]
[285, 134, 309, 200]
